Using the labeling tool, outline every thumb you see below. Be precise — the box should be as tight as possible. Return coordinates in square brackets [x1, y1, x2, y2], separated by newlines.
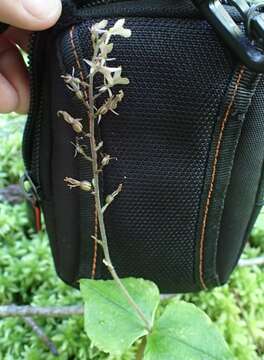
[0, 0, 62, 31]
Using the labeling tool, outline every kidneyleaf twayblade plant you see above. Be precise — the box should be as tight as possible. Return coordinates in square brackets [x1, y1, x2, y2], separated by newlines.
[59, 19, 234, 360]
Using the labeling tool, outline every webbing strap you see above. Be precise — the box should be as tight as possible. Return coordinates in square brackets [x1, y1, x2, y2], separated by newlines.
[63, 0, 126, 8]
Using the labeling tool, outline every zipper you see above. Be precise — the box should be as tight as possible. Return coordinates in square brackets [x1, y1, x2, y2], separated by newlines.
[22, 30, 46, 192]
[22, 32, 38, 171]
[21, 31, 44, 231]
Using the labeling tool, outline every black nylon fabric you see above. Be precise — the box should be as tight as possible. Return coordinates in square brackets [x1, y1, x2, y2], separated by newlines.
[217, 78, 264, 283]
[197, 68, 262, 289]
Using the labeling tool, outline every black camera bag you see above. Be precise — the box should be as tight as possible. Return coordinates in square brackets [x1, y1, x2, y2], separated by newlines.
[16, 0, 264, 293]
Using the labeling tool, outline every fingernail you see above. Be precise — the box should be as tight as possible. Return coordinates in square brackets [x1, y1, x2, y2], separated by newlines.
[22, 0, 61, 19]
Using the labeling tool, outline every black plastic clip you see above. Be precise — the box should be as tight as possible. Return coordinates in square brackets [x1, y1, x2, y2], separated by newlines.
[193, 0, 264, 72]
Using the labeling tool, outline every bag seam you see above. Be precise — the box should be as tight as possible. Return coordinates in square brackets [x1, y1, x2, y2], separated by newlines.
[198, 65, 245, 289]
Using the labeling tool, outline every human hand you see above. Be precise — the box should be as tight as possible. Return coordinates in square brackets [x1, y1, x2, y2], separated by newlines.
[0, 0, 62, 113]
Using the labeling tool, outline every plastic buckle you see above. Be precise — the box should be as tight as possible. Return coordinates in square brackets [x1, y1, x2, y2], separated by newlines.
[20, 172, 40, 205]
[193, 0, 264, 72]
[20, 172, 42, 232]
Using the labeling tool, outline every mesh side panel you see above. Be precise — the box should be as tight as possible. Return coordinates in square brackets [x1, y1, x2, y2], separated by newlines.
[74, 18, 234, 292]
[217, 78, 264, 283]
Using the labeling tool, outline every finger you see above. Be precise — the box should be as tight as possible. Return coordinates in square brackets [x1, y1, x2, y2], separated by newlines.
[0, 0, 62, 31]
[3, 27, 31, 52]
[0, 73, 18, 113]
[0, 38, 29, 113]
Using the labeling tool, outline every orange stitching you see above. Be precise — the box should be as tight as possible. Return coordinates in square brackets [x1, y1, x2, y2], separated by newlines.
[69, 26, 98, 279]
[199, 66, 245, 289]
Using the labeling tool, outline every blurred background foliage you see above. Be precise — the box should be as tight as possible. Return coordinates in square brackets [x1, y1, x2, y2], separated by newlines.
[0, 113, 263, 360]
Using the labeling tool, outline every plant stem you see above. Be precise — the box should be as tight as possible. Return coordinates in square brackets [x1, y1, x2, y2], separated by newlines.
[0, 305, 83, 317]
[23, 317, 59, 356]
[136, 337, 147, 360]
[85, 73, 152, 332]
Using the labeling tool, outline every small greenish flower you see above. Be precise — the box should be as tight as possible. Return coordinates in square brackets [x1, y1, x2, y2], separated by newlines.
[109, 19, 132, 38]
[57, 111, 83, 133]
[99, 43, 114, 59]
[84, 59, 121, 80]
[98, 68, 129, 95]
[64, 177, 93, 192]
[110, 68, 129, 86]
[91, 20, 108, 35]
[96, 90, 125, 122]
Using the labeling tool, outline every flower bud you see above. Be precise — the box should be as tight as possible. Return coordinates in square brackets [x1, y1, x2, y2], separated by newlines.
[105, 194, 114, 204]
[80, 181, 92, 192]
[76, 91, 84, 101]
[101, 154, 111, 167]
[57, 111, 74, 125]
[72, 121, 83, 133]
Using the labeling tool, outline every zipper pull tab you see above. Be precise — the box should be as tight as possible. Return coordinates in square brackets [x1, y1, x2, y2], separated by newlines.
[20, 172, 42, 232]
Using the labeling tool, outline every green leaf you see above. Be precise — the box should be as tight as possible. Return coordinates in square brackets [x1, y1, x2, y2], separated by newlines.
[80, 278, 160, 356]
[144, 300, 234, 360]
